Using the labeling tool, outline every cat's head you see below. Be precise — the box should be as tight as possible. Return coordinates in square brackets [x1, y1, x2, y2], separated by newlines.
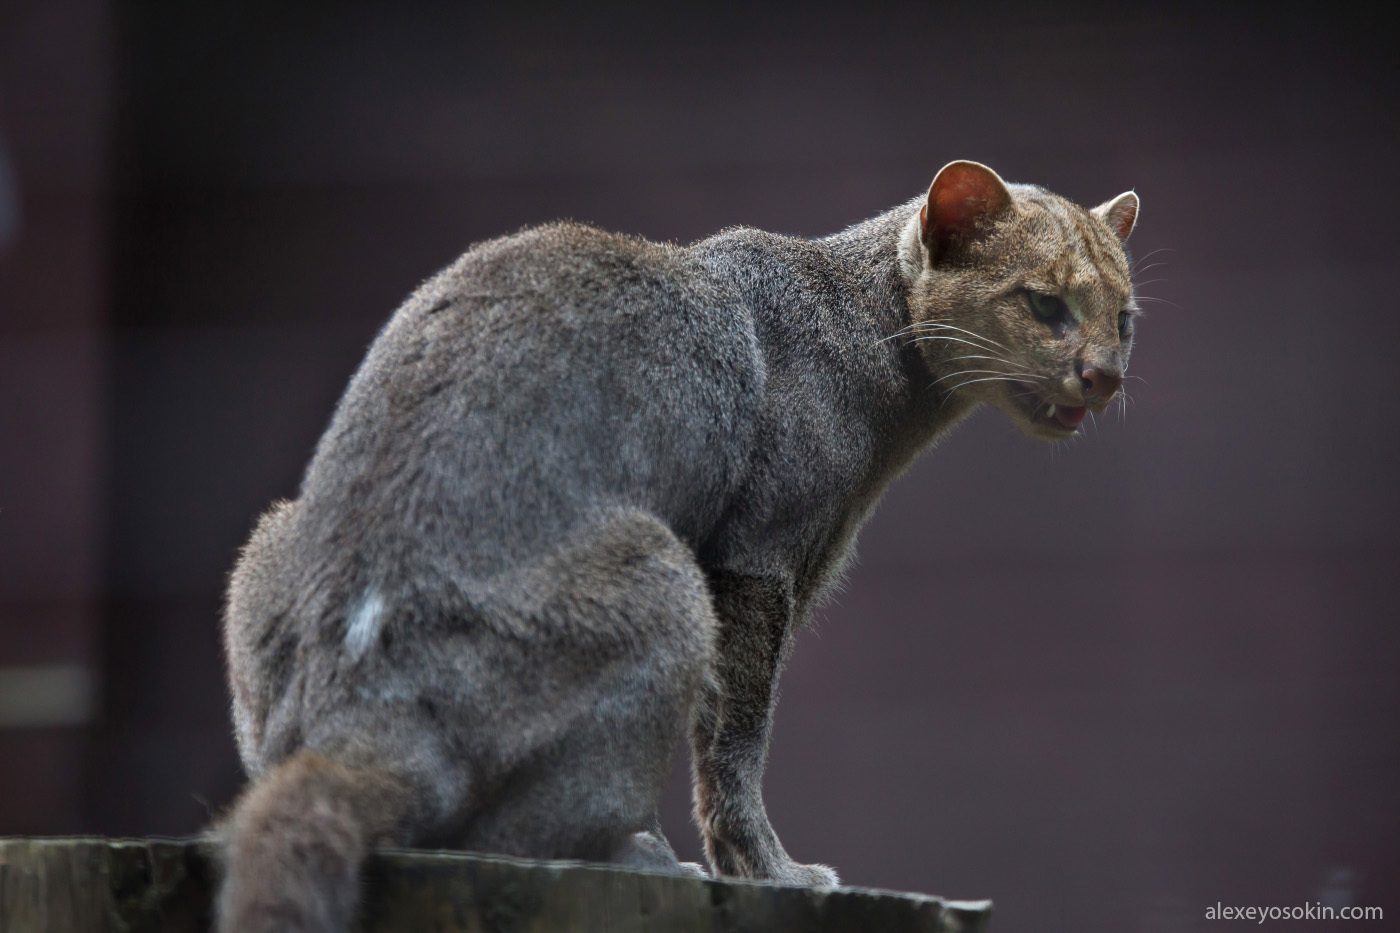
[899, 160, 1139, 442]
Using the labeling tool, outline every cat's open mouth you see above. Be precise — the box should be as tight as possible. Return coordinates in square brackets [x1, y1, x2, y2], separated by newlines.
[1028, 396, 1087, 433]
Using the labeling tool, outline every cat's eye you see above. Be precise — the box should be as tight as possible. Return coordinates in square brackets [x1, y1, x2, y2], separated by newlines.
[1117, 310, 1133, 337]
[1026, 290, 1068, 325]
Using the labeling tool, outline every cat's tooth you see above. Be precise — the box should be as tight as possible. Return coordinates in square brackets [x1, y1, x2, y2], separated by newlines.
[1046, 404, 1056, 419]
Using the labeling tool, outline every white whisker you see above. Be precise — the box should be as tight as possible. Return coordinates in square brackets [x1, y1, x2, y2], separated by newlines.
[1131, 261, 1170, 276]
[906, 321, 1011, 352]
[941, 353, 1020, 369]
[942, 374, 1031, 397]
[932, 368, 1041, 386]
[907, 333, 1009, 354]
[1131, 247, 1174, 271]
[877, 322, 924, 344]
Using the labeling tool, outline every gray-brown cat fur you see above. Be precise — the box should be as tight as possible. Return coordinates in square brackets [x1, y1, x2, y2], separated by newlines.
[217, 161, 1139, 931]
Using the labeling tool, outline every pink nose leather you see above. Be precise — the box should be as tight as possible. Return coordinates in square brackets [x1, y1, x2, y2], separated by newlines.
[1081, 367, 1122, 401]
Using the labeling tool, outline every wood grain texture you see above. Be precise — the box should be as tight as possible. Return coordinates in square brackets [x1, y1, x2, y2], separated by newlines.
[0, 837, 991, 932]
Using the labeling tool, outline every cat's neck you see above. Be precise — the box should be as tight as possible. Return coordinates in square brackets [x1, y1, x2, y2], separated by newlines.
[690, 200, 981, 450]
[814, 199, 979, 436]
[815, 198, 922, 339]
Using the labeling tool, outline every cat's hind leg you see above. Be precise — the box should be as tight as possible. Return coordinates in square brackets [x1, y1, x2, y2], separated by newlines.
[615, 819, 710, 877]
[455, 507, 718, 874]
[214, 505, 715, 933]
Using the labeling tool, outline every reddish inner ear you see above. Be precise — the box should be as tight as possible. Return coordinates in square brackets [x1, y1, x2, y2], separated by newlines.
[1094, 192, 1139, 242]
[923, 162, 1012, 254]
[932, 170, 1006, 232]
[1109, 200, 1137, 241]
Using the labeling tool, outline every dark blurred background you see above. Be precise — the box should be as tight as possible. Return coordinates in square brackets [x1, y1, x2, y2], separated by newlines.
[1, 1, 1396, 929]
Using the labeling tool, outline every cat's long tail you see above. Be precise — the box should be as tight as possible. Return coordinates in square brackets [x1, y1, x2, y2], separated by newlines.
[214, 751, 413, 933]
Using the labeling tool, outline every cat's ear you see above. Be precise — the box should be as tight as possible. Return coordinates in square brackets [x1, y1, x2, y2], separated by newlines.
[1092, 191, 1139, 242]
[920, 160, 1014, 263]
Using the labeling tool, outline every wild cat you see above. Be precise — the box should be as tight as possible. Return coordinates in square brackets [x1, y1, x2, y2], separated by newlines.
[216, 160, 1139, 931]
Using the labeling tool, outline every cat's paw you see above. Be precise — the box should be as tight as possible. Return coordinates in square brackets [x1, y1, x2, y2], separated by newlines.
[613, 830, 710, 879]
[769, 859, 840, 888]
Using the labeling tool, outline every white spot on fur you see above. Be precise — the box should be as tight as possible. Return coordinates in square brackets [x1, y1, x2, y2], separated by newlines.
[345, 588, 385, 659]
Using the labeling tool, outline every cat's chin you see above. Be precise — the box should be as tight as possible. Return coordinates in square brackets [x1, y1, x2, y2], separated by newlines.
[1013, 414, 1075, 442]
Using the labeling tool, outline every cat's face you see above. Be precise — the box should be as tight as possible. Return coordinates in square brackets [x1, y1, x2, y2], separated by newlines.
[901, 161, 1139, 442]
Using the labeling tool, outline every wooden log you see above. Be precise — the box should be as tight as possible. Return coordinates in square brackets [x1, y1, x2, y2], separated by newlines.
[0, 837, 992, 932]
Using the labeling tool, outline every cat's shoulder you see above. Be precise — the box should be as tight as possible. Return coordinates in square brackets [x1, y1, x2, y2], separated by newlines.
[684, 225, 825, 292]
[460, 220, 675, 271]
[690, 223, 807, 258]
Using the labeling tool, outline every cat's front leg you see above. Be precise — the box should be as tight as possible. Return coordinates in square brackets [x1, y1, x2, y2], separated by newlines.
[691, 571, 839, 887]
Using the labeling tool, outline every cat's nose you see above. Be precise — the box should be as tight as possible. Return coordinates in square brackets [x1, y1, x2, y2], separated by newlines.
[1080, 366, 1122, 401]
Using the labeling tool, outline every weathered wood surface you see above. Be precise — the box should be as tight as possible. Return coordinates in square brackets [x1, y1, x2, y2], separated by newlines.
[0, 837, 991, 932]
